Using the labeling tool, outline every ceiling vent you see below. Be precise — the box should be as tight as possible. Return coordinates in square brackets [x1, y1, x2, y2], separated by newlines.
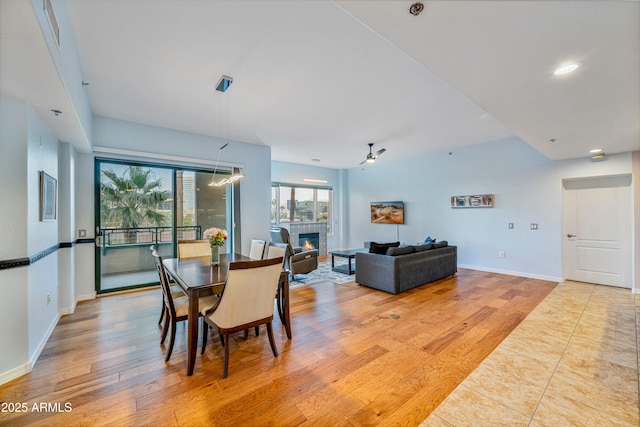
[44, 0, 60, 47]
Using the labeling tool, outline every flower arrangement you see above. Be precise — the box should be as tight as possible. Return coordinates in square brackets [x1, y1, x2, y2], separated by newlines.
[203, 227, 228, 247]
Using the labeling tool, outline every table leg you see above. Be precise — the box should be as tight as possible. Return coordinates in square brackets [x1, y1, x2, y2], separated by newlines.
[349, 256, 354, 275]
[186, 289, 199, 376]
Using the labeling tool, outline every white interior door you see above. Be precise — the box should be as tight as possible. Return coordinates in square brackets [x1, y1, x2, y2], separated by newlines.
[562, 175, 632, 288]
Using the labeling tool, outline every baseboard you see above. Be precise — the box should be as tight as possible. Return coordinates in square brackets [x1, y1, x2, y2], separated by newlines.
[30, 313, 60, 370]
[0, 362, 32, 386]
[59, 299, 78, 315]
[458, 264, 562, 283]
[77, 291, 96, 301]
[0, 313, 60, 386]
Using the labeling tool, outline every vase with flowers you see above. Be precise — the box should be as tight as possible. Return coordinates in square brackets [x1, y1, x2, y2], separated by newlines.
[203, 227, 228, 265]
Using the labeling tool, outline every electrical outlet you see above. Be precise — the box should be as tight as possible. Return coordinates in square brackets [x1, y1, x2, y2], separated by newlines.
[530, 223, 538, 230]
[499, 251, 506, 258]
[508, 223, 514, 229]
[78, 229, 86, 238]
[46, 293, 51, 305]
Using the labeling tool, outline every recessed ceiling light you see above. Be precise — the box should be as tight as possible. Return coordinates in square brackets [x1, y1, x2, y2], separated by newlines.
[589, 148, 603, 154]
[554, 63, 579, 76]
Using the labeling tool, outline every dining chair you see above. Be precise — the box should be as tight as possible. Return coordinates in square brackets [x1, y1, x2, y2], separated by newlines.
[178, 239, 211, 259]
[265, 242, 288, 266]
[200, 257, 284, 378]
[152, 251, 219, 362]
[150, 245, 184, 327]
[249, 238, 266, 260]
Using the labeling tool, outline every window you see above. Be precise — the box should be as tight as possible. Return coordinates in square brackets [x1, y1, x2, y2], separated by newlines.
[271, 183, 332, 234]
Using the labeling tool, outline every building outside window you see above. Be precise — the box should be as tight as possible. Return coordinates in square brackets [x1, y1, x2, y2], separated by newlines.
[271, 183, 332, 234]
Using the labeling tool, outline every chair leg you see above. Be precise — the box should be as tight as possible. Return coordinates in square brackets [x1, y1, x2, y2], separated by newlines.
[222, 333, 230, 378]
[160, 313, 170, 344]
[201, 318, 209, 355]
[219, 333, 225, 346]
[266, 322, 278, 357]
[165, 319, 176, 362]
[158, 302, 166, 326]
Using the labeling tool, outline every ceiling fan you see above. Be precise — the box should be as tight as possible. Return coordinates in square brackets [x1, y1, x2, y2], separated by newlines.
[360, 143, 386, 165]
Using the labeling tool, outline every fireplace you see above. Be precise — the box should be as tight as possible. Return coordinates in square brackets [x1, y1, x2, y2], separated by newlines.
[299, 233, 319, 251]
[281, 222, 327, 256]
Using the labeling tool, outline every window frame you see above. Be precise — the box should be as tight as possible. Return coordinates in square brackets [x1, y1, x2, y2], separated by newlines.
[271, 182, 333, 234]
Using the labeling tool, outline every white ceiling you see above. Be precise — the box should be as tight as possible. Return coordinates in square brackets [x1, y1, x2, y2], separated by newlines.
[2, 1, 639, 169]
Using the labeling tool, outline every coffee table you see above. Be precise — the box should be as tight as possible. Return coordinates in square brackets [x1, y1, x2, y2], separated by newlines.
[331, 248, 368, 275]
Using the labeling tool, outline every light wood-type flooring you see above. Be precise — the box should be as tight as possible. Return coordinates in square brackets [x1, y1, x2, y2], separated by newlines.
[0, 268, 636, 426]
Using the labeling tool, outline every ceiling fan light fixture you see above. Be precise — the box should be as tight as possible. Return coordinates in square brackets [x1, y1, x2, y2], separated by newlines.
[366, 157, 375, 163]
[554, 63, 579, 76]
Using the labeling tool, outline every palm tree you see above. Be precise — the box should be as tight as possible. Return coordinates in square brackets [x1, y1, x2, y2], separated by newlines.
[100, 166, 171, 243]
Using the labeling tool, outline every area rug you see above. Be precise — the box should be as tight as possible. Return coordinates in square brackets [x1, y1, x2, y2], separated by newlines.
[290, 259, 356, 288]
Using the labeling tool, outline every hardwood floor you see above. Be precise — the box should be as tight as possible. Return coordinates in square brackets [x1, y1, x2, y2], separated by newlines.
[0, 268, 557, 426]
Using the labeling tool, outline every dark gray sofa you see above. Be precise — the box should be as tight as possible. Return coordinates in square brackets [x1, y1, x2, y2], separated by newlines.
[355, 242, 457, 294]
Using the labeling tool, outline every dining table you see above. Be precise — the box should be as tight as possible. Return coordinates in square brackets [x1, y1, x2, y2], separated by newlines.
[162, 253, 291, 376]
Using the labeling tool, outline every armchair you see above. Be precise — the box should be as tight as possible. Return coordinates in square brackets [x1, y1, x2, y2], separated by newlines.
[269, 226, 318, 279]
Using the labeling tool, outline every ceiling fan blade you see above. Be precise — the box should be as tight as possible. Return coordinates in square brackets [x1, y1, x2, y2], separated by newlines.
[375, 148, 386, 156]
[359, 159, 367, 165]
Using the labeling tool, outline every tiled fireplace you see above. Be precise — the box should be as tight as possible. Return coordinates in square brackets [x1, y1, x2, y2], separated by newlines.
[280, 222, 327, 256]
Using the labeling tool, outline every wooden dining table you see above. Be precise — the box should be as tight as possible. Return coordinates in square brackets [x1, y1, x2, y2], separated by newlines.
[162, 253, 291, 376]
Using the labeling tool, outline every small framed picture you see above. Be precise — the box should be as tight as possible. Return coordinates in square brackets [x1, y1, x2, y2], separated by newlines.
[40, 171, 57, 221]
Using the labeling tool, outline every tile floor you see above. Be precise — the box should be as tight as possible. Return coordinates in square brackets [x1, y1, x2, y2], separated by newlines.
[421, 281, 639, 426]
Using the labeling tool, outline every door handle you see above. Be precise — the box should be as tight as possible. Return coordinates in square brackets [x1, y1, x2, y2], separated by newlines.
[95, 236, 102, 247]
[567, 234, 576, 238]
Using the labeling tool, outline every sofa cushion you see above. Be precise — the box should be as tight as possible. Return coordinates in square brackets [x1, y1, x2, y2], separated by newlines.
[433, 240, 448, 248]
[369, 241, 400, 255]
[413, 243, 434, 252]
[387, 245, 415, 256]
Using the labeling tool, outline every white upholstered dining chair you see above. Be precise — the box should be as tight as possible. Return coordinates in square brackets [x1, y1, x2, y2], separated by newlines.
[200, 257, 284, 378]
[249, 238, 266, 259]
[178, 239, 210, 259]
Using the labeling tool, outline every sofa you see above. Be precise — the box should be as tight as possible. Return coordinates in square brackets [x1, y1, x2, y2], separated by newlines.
[355, 241, 457, 294]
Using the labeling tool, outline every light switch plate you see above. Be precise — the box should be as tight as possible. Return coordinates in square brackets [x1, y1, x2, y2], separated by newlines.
[530, 223, 538, 230]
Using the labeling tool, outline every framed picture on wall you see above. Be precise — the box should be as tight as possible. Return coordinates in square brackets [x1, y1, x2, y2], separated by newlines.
[40, 171, 57, 221]
[450, 194, 494, 208]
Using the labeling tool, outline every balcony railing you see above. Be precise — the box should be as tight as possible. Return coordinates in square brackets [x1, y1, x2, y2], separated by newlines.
[100, 225, 202, 247]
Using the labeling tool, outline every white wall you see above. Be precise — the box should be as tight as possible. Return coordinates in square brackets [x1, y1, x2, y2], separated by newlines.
[271, 161, 347, 250]
[58, 143, 77, 313]
[0, 97, 62, 383]
[347, 137, 633, 281]
[0, 96, 30, 381]
[89, 116, 273, 251]
[26, 105, 60, 364]
[74, 153, 96, 301]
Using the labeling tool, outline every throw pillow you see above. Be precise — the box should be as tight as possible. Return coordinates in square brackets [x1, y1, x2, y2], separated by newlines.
[423, 236, 436, 243]
[413, 243, 434, 252]
[369, 241, 400, 255]
[433, 240, 448, 248]
[387, 245, 415, 256]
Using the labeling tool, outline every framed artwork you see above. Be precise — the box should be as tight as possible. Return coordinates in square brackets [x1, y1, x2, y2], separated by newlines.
[40, 171, 57, 221]
[451, 194, 493, 208]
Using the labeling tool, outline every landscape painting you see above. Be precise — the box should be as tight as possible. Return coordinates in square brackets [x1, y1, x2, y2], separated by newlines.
[370, 201, 404, 224]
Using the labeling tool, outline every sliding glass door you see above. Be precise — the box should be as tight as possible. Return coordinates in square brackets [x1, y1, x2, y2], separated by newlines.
[96, 160, 234, 293]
